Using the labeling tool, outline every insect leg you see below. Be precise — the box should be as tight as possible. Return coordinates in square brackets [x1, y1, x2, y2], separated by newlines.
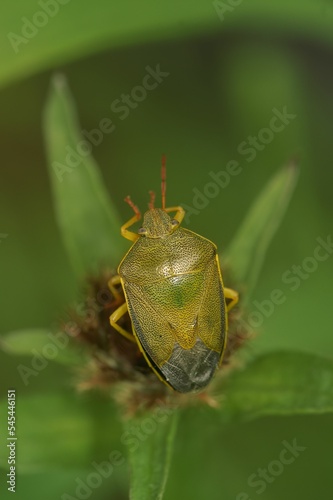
[121, 196, 141, 242]
[164, 206, 185, 224]
[109, 302, 136, 343]
[224, 287, 239, 312]
[107, 274, 123, 303]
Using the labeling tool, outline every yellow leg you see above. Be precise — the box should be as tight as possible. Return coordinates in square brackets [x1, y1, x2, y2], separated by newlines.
[224, 287, 239, 312]
[121, 196, 142, 242]
[108, 274, 123, 303]
[164, 206, 185, 224]
[121, 214, 141, 242]
[109, 302, 136, 343]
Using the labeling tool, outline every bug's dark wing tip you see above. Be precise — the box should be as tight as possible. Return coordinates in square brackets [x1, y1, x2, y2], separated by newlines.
[160, 339, 220, 393]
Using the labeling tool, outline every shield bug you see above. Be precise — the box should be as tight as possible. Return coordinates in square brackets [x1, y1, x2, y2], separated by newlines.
[109, 157, 238, 393]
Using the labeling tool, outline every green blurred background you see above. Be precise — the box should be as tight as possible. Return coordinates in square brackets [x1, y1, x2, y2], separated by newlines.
[0, 1, 332, 499]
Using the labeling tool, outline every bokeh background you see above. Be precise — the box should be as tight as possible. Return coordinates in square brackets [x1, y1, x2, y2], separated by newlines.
[1, 1, 333, 499]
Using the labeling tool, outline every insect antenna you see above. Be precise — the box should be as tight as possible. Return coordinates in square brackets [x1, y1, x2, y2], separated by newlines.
[161, 154, 166, 210]
[124, 195, 141, 218]
[148, 190, 156, 210]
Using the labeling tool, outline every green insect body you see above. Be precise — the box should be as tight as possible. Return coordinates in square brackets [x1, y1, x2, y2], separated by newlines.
[109, 160, 238, 393]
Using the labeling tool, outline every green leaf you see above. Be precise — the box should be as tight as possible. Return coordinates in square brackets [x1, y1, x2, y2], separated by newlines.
[220, 351, 333, 421]
[0, 392, 120, 472]
[1, 1, 333, 90]
[224, 162, 299, 296]
[124, 411, 178, 500]
[0, 328, 85, 365]
[43, 74, 126, 278]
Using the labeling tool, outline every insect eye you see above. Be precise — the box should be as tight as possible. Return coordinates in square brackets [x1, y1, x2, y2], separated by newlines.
[171, 219, 179, 228]
[138, 227, 147, 236]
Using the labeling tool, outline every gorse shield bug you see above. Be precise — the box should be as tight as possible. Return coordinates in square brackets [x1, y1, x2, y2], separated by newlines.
[109, 157, 239, 393]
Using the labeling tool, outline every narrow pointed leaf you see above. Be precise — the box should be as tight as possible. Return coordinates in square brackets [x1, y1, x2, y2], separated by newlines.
[43, 74, 126, 277]
[124, 411, 178, 500]
[0, 328, 85, 365]
[224, 162, 299, 295]
[220, 351, 333, 421]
